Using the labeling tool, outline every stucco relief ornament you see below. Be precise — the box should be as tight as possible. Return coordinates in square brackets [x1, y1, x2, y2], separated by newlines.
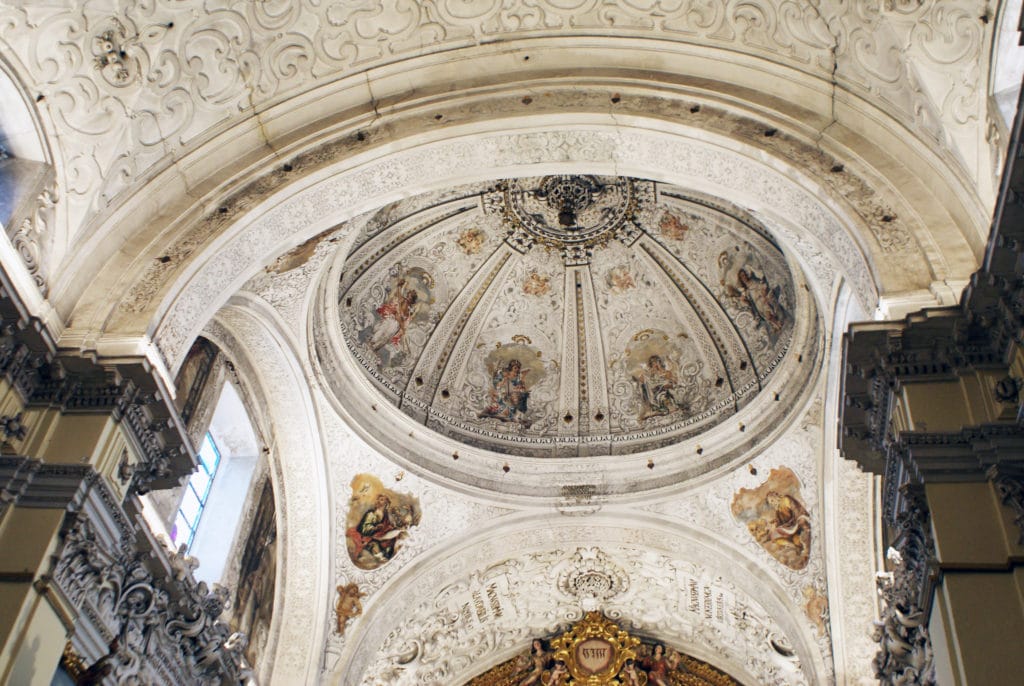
[556, 548, 629, 612]
[487, 175, 652, 266]
[93, 22, 138, 85]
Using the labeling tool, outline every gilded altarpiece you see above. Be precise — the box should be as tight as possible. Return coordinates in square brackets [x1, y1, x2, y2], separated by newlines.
[465, 612, 742, 686]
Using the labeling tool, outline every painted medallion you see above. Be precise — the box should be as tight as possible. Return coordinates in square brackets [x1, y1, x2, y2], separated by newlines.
[344, 474, 421, 570]
[731, 467, 812, 570]
[477, 338, 548, 428]
[718, 244, 789, 342]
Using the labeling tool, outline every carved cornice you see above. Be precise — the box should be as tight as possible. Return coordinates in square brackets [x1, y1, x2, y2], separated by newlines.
[841, 76, 1024, 480]
[47, 471, 250, 685]
[0, 266, 195, 494]
[0, 457, 92, 509]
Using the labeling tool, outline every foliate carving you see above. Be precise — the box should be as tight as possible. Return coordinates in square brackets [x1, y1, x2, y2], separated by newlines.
[93, 21, 139, 86]
[356, 542, 811, 686]
[0, 0, 984, 280]
[51, 481, 250, 686]
[549, 611, 641, 684]
[871, 487, 937, 686]
[0, 411, 27, 442]
[556, 548, 629, 611]
[989, 466, 1024, 545]
[10, 180, 58, 296]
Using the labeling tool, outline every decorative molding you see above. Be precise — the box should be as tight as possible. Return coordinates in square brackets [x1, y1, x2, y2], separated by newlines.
[49, 476, 251, 685]
[871, 487, 938, 686]
[989, 464, 1024, 545]
[9, 178, 57, 297]
[203, 303, 329, 684]
[0, 277, 196, 494]
[338, 515, 824, 686]
[0, 0, 991, 262]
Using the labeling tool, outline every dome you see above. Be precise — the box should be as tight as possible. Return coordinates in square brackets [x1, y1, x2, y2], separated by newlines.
[319, 175, 817, 466]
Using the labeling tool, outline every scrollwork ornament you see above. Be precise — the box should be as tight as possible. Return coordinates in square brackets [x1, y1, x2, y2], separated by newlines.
[871, 485, 938, 686]
[93, 21, 138, 86]
[556, 548, 630, 611]
[9, 181, 58, 295]
[988, 466, 1024, 545]
[50, 487, 248, 685]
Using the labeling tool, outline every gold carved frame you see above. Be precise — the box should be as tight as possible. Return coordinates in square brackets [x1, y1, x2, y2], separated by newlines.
[549, 611, 640, 684]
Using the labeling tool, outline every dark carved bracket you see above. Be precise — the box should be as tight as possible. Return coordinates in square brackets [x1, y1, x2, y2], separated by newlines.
[989, 464, 1024, 545]
[46, 471, 250, 685]
[0, 269, 195, 495]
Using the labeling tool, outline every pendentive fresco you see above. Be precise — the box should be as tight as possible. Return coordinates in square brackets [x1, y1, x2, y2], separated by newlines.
[731, 467, 812, 571]
[332, 175, 807, 458]
[345, 474, 422, 571]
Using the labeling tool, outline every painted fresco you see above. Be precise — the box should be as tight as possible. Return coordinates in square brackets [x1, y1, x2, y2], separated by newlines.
[523, 270, 551, 297]
[731, 467, 812, 570]
[605, 265, 635, 293]
[457, 227, 486, 254]
[344, 474, 421, 570]
[232, 479, 277, 667]
[803, 585, 829, 636]
[356, 265, 435, 368]
[622, 330, 702, 423]
[477, 338, 549, 428]
[658, 210, 690, 241]
[717, 244, 789, 342]
[466, 623, 740, 686]
[334, 583, 364, 636]
[332, 177, 811, 458]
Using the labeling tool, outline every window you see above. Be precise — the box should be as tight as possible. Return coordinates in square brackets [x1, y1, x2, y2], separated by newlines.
[171, 433, 222, 550]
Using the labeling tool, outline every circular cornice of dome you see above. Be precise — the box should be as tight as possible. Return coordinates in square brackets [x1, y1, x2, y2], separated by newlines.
[314, 175, 819, 495]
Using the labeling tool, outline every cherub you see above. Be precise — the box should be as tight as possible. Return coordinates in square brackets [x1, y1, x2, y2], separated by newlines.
[335, 583, 365, 635]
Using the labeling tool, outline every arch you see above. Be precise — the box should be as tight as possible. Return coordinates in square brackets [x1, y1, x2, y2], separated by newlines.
[333, 510, 827, 686]
[146, 114, 903, 375]
[47, 48, 984, 370]
[201, 293, 331, 684]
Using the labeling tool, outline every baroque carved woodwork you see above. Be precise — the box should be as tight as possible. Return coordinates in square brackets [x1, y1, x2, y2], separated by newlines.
[465, 612, 741, 686]
[840, 63, 1024, 686]
[47, 472, 250, 685]
[0, 279, 195, 494]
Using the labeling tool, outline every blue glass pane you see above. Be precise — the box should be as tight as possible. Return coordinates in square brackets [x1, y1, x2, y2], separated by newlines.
[190, 468, 211, 500]
[198, 434, 221, 474]
[179, 489, 201, 526]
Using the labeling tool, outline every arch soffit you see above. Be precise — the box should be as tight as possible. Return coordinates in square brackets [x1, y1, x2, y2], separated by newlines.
[0, 3, 994, 286]
[47, 48, 985, 353]
[201, 294, 331, 686]
[87, 124, 959, 383]
[334, 510, 827, 686]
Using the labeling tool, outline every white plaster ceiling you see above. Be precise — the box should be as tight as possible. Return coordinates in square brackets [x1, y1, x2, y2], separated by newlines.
[0, 2, 1011, 685]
